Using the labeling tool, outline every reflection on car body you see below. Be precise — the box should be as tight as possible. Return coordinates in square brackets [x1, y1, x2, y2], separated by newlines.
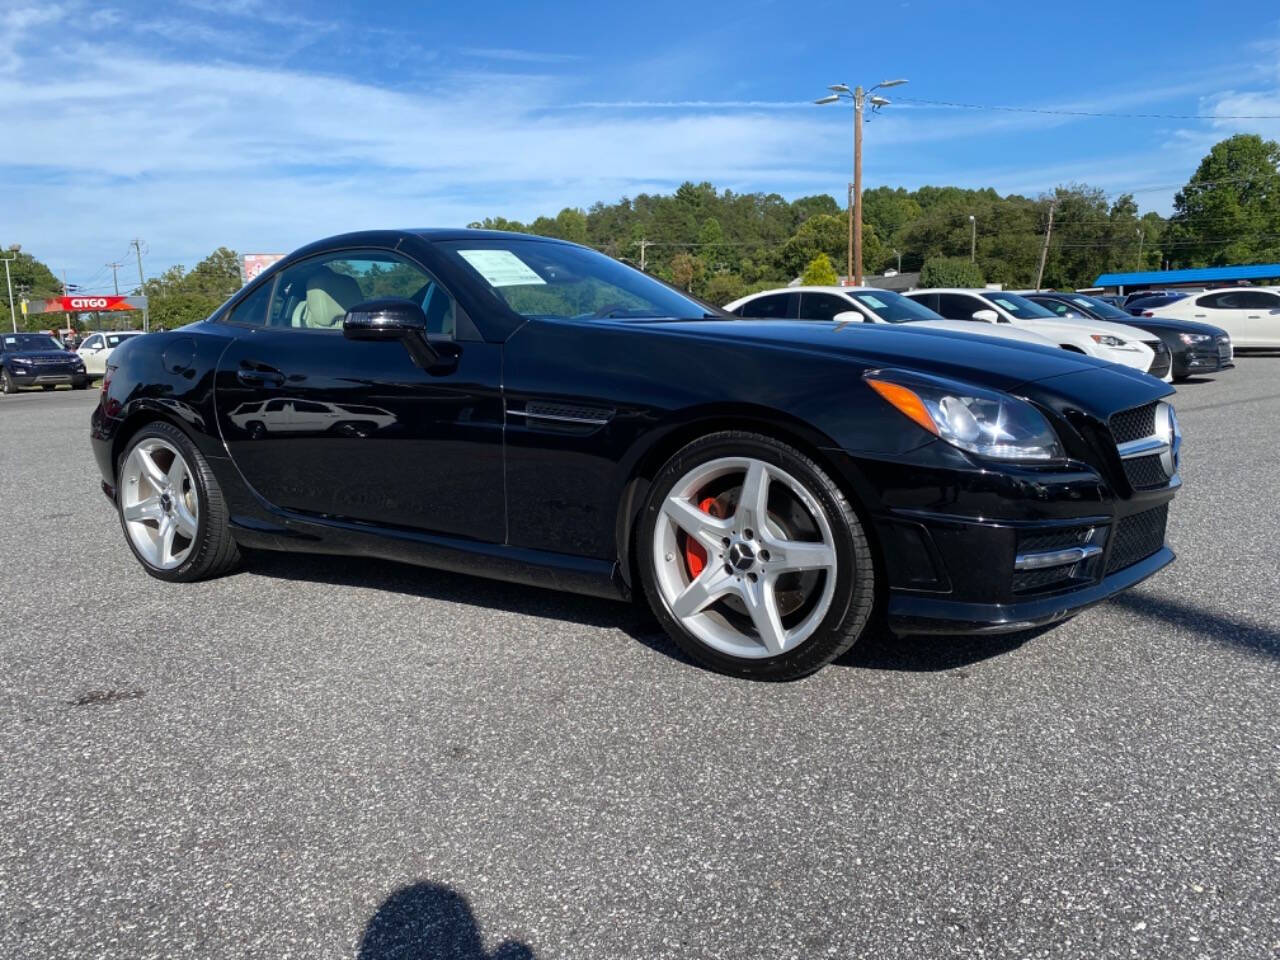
[227, 398, 397, 437]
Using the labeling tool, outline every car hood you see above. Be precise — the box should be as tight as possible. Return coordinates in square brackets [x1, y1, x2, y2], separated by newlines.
[1130, 315, 1227, 337]
[7, 351, 79, 362]
[621, 317, 1115, 393]
[1012, 316, 1156, 342]
[905, 318, 1058, 347]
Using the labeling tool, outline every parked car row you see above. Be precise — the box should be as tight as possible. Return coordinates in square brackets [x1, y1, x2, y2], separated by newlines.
[93, 229, 1186, 680]
[0, 330, 142, 394]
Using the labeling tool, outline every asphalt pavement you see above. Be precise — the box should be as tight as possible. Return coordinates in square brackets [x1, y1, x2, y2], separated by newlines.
[1, 363, 1277, 959]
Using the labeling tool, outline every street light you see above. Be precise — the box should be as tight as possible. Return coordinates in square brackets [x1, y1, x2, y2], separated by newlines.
[815, 78, 908, 286]
[968, 215, 976, 262]
[1, 244, 20, 333]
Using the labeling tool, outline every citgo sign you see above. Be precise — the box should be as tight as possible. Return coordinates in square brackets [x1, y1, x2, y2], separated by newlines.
[50, 296, 135, 312]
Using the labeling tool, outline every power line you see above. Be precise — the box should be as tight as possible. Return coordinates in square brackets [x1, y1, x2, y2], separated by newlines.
[896, 97, 1280, 120]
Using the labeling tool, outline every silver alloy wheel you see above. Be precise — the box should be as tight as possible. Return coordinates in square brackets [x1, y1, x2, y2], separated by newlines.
[120, 438, 199, 570]
[652, 456, 838, 659]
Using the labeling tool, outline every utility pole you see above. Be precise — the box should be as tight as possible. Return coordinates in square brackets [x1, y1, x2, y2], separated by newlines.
[106, 261, 123, 295]
[1034, 200, 1058, 291]
[852, 85, 864, 285]
[893, 249, 902, 273]
[1, 245, 19, 333]
[1135, 228, 1145, 271]
[637, 238, 654, 272]
[815, 78, 906, 288]
[131, 238, 149, 332]
[968, 215, 976, 262]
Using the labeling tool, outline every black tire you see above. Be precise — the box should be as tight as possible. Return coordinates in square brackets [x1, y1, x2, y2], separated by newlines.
[0, 369, 17, 394]
[638, 431, 876, 680]
[117, 421, 241, 582]
[41, 384, 56, 391]
[73, 380, 89, 390]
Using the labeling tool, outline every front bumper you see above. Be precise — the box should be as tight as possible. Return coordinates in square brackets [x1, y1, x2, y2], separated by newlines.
[7, 368, 90, 387]
[887, 545, 1172, 634]
[827, 433, 1178, 637]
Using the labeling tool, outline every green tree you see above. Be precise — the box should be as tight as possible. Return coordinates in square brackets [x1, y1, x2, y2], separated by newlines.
[139, 247, 242, 329]
[668, 252, 705, 291]
[0, 245, 63, 330]
[801, 253, 838, 286]
[1165, 133, 1280, 267]
[703, 272, 745, 306]
[920, 256, 985, 288]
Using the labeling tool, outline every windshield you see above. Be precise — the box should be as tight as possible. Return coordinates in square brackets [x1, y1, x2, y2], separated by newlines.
[980, 292, 1059, 320]
[2, 334, 63, 352]
[848, 290, 943, 324]
[1065, 295, 1132, 320]
[438, 239, 713, 321]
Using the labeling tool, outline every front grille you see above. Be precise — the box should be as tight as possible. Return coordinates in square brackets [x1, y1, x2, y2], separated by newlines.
[29, 357, 72, 366]
[1109, 402, 1157, 445]
[1106, 504, 1168, 574]
[1146, 342, 1171, 379]
[1123, 454, 1169, 490]
[1018, 525, 1094, 554]
[1217, 336, 1232, 360]
[1012, 566, 1079, 593]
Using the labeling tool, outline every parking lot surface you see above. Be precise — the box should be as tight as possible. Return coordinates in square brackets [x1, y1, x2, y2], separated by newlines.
[1, 363, 1278, 959]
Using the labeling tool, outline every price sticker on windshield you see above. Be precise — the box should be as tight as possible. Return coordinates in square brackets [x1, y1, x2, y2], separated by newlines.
[458, 249, 546, 287]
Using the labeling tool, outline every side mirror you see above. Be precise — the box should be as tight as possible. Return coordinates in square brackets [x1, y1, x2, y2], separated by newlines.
[832, 311, 868, 324]
[342, 297, 443, 370]
[971, 308, 999, 323]
[343, 298, 427, 340]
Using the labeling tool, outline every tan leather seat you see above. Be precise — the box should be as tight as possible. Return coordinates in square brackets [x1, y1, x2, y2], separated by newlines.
[303, 268, 364, 328]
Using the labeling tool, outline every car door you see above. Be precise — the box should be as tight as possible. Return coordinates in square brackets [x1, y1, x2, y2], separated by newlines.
[798, 292, 862, 322]
[1186, 291, 1251, 343]
[78, 335, 105, 375]
[934, 293, 987, 321]
[736, 292, 797, 319]
[212, 247, 505, 542]
[1240, 290, 1280, 345]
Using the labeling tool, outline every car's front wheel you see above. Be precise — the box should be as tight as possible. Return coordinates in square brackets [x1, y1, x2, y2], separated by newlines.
[639, 432, 876, 680]
[117, 422, 241, 582]
[1, 370, 18, 394]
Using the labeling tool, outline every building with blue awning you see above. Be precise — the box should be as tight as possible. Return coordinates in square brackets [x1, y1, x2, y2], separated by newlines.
[1093, 263, 1280, 293]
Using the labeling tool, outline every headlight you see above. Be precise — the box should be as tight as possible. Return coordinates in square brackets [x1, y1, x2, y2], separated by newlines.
[1178, 332, 1211, 345]
[10, 360, 30, 369]
[864, 370, 1063, 461]
[1091, 334, 1138, 350]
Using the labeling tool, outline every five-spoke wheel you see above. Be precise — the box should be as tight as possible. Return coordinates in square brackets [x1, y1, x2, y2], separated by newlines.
[116, 422, 240, 581]
[120, 437, 200, 570]
[640, 432, 876, 680]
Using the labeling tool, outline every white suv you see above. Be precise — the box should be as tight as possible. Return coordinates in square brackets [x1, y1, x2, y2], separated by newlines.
[723, 287, 1061, 350]
[76, 331, 143, 378]
[905, 289, 1168, 380]
[1137, 287, 1280, 347]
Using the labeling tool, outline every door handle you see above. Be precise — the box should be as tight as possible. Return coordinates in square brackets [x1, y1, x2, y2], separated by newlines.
[237, 361, 286, 387]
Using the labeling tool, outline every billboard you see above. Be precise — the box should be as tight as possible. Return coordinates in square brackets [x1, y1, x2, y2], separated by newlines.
[28, 296, 146, 314]
[242, 254, 286, 285]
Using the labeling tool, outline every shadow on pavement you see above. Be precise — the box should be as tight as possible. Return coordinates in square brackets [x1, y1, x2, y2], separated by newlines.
[358, 882, 534, 960]
[244, 549, 1043, 674]
[1109, 591, 1280, 659]
[836, 623, 1051, 672]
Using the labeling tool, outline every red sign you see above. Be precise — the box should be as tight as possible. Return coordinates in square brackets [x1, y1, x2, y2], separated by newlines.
[50, 296, 136, 312]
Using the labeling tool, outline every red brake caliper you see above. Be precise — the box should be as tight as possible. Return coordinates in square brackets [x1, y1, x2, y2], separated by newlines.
[683, 497, 722, 578]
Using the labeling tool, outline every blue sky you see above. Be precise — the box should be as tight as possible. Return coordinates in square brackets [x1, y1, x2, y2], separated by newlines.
[4, 0, 1280, 292]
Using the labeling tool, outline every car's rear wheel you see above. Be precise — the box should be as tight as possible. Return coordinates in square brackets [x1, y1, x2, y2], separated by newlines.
[117, 422, 240, 582]
[639, 431, 875, 680]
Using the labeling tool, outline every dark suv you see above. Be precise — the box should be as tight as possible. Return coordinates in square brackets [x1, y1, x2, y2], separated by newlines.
[0, 332, 91, 393]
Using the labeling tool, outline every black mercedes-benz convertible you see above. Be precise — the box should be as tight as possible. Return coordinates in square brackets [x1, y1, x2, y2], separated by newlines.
[91, 229, 1181, 679]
